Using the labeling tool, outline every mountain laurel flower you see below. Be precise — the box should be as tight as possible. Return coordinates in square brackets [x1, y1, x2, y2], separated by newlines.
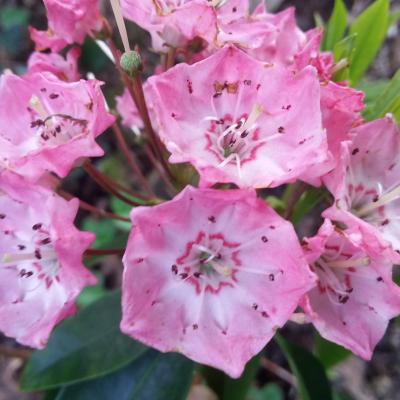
[121, 0, 218, 52]
[116, 89, 144, 135]
[29, 0, 103, 52]
[27, 48, 81, 82]
[0, 172, 96, 348]
[301, 81, 365, 186]
[301, 219, 400, 359]
[121, 186, 316, 378]
[323, 116, 400, 261]
[147, 46, 328, 188]
[0, 72, 115, 181]
[217, 6, 308, 66]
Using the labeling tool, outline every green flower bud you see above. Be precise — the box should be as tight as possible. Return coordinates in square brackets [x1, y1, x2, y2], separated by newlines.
[120, 51, 142, 77]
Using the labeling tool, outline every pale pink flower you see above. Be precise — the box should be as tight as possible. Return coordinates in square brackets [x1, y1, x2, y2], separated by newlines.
[301, 219, 400, 359]
[121, 186, 315, 377]
[147, 46, 327, 188]
[324, 116, 400, 262]
[217, 6, 308, 66]
[0, 172, 96, 348]
[121, 0, 217, 52]
[116, 89, 143, 134]
[301, 81, 364, 186]
[294, 29, 334, 81]
[27, 48, 81, 82]
[29, 0, 103, 52]
[0, 72, 114, 181]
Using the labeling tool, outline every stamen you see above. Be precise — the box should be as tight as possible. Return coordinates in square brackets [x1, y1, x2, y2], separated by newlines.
[29, 96, 47, 119]
[326, 257, 370, 269]
[1, 250, 57, 265]
[356, 185, 400, 217]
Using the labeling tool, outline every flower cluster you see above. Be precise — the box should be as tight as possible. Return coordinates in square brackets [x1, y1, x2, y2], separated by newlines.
[0, 0, 115, 348]
[1, 0, 400, 381]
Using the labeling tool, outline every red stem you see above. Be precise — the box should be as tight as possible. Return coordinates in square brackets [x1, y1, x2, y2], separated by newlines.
[111, 123, 156, 197]
[60, 190, 131, 222]
[83, 161, 142, 207]
[85, 248, 125, 256]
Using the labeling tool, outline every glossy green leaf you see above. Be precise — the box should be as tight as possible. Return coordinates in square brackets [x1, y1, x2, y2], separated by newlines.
[349, 0, 390, 85]
[21, 291, 147, 391]
[363, 70, 400, 121]
[55, 351, 194, 400]
[291, 188, 326, 226]
[332, 34, 357, 81]
[203, 353, 261, 400]
[275, 334, 333, 400]
[314, 335, 351, 369]
[357, 79, 389, 107]
[247, 384, 284, 400]
[322, 0, 348, 51]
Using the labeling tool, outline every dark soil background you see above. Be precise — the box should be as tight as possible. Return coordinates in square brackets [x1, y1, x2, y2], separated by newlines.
[0, 0, 400, 399]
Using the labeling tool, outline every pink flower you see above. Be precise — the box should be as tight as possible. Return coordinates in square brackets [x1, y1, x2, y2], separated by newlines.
[121, 186, 315, 377]
[301, 81, 365, 186]
[0, 172, 96, 348]
[27, 48, 81, 82]
[147, 46, 327, 188]
[121, 0, 217, 52]
[301, 219, 400, 359]
[0, 72, 114, 181]
[29, 0, 103, 52]
[217, 6, 308, 66]
[324, 116, 400, 261]
[294, 29, 334, 81]
[116, 89, 143, 134]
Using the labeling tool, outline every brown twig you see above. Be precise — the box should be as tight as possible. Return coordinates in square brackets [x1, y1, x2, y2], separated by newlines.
[0, 345, 32, 360]
[165, 47, 177, 71]
[83, 161, 143, 207]
[260, 358, 297, 387]
[85, 248, 125, 257]
[59, 190, 131, 222]
[111, 123, 156, 197]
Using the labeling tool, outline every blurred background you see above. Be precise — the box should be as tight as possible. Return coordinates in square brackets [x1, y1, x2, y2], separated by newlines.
[0, 0, 400, 399]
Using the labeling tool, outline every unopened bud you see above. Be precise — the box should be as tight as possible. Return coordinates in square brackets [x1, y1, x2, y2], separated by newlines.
[120, 51, 142, 77]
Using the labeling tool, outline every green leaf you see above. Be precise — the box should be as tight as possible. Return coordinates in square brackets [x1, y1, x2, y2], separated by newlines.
[247, 384, 284, 400]
[349, 0, 390, 85]
[275, 334, 333, 400]
[21, 291, 147, 391]
[203, 353, 261, 400]
[332, 33, 357, 81]
[55, 351, 194, 400]
[363, 70, 400, 121]
[291, 188, 326, 226]
[322, 0, 348, 51]
[0, 6, 29, 30]
[357, 79, 389, 107]
[314, 335, 351, 369]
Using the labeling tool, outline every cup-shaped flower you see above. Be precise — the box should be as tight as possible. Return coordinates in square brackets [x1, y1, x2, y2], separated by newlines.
[29, 0, 103, 52]
[301, 219, 400, 359]
[323, 117, 400, 261]
[0, 173, 96, 348]
[121, 0, 218, 52]
[121, 186, 315, 377]
[147, 46, 327, 188]
[27, 48, 81, 82]
[0, 72, 115, 181]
